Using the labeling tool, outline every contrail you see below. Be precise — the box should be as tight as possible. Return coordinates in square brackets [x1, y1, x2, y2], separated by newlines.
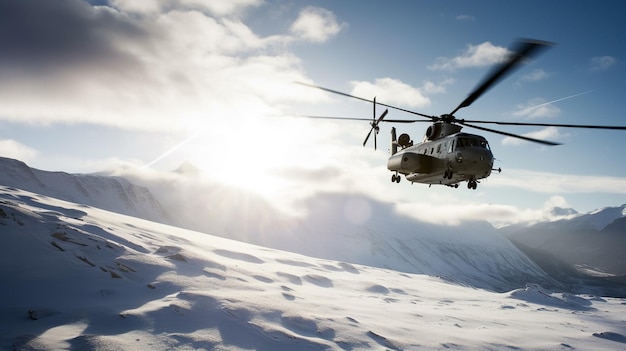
[142, 132, 201, 169]
[518, 89, 597, 114]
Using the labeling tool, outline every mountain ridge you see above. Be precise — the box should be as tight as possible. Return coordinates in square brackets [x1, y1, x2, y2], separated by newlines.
[501, 204, 626, 276]
[0, 157, 173, 225]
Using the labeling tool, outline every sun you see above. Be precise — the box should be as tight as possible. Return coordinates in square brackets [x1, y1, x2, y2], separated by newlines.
[182, 114, 328, 202]
[194, 150, 286, 199]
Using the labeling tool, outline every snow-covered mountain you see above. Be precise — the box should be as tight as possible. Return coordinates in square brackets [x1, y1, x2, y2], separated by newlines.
[253, 193, 556, 292]
[502, 205, 626, 276]
[0, 157, 172, 225]
[0, 157, 555, 292]
[2, 186, 625, 350]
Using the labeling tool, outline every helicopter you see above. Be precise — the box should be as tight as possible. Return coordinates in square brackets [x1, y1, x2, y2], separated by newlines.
[298, 39, 626, 190]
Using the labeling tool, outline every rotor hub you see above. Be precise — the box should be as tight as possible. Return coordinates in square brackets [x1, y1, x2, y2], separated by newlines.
[440, 114, 456, 123]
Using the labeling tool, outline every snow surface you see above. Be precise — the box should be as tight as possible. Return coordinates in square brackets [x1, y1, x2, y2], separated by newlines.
[2, 186, 626, 350]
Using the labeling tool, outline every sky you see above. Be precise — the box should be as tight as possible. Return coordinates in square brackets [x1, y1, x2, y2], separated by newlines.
[1, 0, 626, 227]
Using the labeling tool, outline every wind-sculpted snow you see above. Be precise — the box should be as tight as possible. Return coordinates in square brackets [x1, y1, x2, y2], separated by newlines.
[1, 186, 626, 350]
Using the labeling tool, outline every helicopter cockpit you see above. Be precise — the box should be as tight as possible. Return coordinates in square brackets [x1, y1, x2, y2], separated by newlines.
[454, 136, 490, 150]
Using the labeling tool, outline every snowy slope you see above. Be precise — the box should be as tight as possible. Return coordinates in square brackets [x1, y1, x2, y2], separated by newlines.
[1, 186, 626, 350]
[0, 157, 171, 224]
[252, 193, 556, 292]
[502, 205, 626, 275]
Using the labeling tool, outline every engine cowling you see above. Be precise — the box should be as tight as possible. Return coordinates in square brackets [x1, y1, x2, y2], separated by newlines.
[387, 152, 433, 174]
[424, 122, 463, 141]
[425, 124, 440, 141]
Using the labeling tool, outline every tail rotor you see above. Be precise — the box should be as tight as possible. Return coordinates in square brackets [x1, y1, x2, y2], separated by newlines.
[363, 97, 389, 150]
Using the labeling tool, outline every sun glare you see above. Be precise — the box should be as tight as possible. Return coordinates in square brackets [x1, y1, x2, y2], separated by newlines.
[183, 113, 330, 203]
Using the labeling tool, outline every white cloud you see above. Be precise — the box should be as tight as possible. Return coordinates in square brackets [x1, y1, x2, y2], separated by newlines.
[501, 127, 563, 146]
[0, 139, 38, 161]
[109, 0, 161, 15]
[429, 42, 510, 71]
[513, 98, 561, 119]
[110, 0, 261, 16]
[394, 195, 578, 227]
[0, 1, 335, 132]
[349, 78, 431, 108]
[490, 168, 626, 194]
[590, 56, 616, 71]
[180, 0, 261, 16]
[519, 68, 550, 82]
[542, 195, 570, 210]
[289, 6, 344, 43]
[455, 14, 475, 21]
[422, 78, 454, 94]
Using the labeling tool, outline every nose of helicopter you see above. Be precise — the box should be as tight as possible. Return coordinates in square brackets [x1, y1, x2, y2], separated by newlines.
[458, 148, 494, 176]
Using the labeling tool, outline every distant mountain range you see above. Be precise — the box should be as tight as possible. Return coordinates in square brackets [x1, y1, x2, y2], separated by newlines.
[501, 205, 626, 277]
[1, 156, 624, 295]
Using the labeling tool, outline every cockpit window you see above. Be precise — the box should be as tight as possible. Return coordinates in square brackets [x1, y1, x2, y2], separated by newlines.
[456, 137, 490, 150]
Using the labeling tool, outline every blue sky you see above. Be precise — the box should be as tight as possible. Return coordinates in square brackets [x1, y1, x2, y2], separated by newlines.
[0, 0, 625, 226]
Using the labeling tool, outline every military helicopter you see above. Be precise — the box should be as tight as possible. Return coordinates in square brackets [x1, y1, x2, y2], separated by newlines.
[298, 39, 626, 189]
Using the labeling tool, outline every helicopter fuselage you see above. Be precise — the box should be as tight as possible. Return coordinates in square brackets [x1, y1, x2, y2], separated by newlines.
[387, 130, 495, 189]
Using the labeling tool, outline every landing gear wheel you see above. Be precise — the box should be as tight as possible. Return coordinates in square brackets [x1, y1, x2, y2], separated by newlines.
[391, 174, 401, 183]
[467, 180, 477, 190]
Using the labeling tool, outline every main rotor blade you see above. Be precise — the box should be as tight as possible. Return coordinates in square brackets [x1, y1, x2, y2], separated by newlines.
[363, 127, 375, 147]
[459, 119, 626, 130]
[458, 121, 561, 146]
[450, 39, 553, 116]
[295, 82, 435, 120]
[296, 115, 382, 121]
[296, 115, 431, 123]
